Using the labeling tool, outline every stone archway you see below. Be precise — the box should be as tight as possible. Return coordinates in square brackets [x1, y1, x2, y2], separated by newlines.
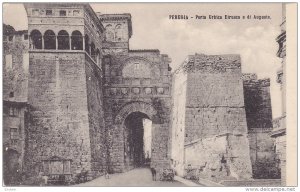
[114, 101, 157, 124]
[108, 101, 170, 173]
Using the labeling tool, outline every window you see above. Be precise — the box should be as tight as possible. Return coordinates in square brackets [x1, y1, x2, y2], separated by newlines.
[8, 36, 13, 41]
[90, 43, 96, 61]
[5, 55, 12, 69]
[73, 10, 80, 16]
[46, 9, 53, 16]
[85, 35, 90, 54]
[115, 24, 123, 41]
[59, 10, 66, 16]
[24, 34, 28, 40]
[105, 24, 114, 41]
[32, 9, 39, 16]
[96, 49, 101, 65]
[10, 128, 19, 140]
[9, 107, 18, 116]
[134, 62, 140, 70]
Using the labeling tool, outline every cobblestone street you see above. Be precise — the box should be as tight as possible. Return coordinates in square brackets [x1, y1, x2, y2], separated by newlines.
[77, 168, 188, 187]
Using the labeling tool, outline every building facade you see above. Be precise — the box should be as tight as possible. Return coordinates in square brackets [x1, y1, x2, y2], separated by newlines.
[270, 4, 286, 186]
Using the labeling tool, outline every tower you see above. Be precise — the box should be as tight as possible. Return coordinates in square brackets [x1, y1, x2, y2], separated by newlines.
[23, 3, 106, 179]
[97, 13, 132, 55]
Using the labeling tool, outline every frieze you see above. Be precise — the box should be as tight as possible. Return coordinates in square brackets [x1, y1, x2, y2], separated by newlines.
[105, 87, 170, 97]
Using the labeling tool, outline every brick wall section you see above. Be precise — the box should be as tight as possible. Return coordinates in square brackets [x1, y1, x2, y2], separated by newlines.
[25, 52, 92, 176]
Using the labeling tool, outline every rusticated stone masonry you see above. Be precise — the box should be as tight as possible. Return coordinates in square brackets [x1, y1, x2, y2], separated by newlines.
[172, 53, 253, 181]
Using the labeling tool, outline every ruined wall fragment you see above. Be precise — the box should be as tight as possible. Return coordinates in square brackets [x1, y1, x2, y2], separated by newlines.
[173, 53, 252, 180]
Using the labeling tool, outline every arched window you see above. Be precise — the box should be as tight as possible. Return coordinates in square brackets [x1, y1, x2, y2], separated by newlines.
[85, 35, 90, 54]
[115, 24, 123, 41]
[96, 48, 100, 65]
[44, 30, 56, 50]
[30, 30, 42, 49]
[105, 24, 114, 41]
[57, 30, 69, 50]
[71, 31, 83, 50]
[91, 42, 96, 61]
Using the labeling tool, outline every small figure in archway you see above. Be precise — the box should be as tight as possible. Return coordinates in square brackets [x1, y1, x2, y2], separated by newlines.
[150, 167, 156, 181]
[105, 169, 110, 179]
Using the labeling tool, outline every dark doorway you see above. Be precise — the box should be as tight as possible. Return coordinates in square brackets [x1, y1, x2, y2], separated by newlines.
[3, 149, 21, 185]
[123, 112, 152, 170]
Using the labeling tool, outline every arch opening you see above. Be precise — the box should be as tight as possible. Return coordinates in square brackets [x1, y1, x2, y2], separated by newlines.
[71, 30, 83, 50]
[57, 30, 70, 50]
[96, 48, 100, 65]
[30, 30, 42, 49]
[105, 24, 114, 41]
[44, 30, 56, 50]
[123, 112, 152, 169]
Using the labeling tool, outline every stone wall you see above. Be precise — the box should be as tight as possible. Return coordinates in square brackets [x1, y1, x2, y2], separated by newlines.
[248, 128, 279, 179]
[25, 52, 93, 177]
[185, 134, 252, 182]
[3, 101, 28, 185]
[84, 55, 106, 176]
[243, 74, 273, 128]
[171, 70, 187, 176]
[242, 74, 278, 178]
[184, 54, 247, 143]
[3, 25, 29, 102]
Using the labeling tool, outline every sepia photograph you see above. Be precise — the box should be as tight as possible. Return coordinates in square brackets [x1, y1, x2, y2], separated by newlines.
[1, 1, 297, 190]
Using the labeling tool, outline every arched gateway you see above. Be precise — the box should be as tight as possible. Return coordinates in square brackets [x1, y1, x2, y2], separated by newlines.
[106, 101, 171, 173]
[102, 51, 173, 174]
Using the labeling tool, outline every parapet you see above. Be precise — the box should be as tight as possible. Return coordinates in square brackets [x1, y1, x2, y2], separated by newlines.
[173, 53, 241, 74]
[243, 73, 270, 87]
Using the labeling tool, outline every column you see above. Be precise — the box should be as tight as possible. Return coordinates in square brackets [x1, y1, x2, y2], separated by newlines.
[83, 36, 85, 51]
[69, 36, 72, 50]
[56, 36, 58, 50]
[42, 36, 44, 49]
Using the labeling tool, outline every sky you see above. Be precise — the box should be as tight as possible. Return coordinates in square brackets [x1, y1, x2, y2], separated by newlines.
[3, 3, 283, 118]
